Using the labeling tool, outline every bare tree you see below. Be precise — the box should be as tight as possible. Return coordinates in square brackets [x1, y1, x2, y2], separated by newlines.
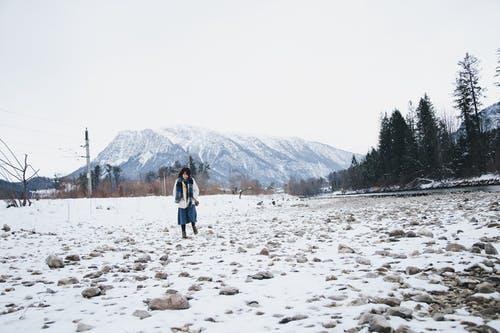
[0, 138, 39, 207]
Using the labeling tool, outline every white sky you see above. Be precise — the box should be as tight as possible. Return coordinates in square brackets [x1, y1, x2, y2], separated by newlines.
[0, 0, 499, 177]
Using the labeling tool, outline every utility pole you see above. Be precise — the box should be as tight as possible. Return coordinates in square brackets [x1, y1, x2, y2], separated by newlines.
[85, 128, 92, 198]
[163, 173, 166, 196]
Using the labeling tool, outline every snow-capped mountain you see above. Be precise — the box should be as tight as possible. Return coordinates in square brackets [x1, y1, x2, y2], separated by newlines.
[72, 126, 362, 184]
[455, 101, 500, 137]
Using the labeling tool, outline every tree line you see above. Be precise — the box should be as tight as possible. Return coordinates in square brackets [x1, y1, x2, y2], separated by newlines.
[329, 52, 500, 191]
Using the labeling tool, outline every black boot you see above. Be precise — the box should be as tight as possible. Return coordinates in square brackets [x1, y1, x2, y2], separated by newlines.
[192, 223, 198, 235]
[181, 225, 187, 239]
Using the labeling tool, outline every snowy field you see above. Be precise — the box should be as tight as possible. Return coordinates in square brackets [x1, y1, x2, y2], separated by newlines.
[0, 192, 499, 333]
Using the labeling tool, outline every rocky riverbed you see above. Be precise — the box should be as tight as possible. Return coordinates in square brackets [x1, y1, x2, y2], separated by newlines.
[0, 192, 499, 332]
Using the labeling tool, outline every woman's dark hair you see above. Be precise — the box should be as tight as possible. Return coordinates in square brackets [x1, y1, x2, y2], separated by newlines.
[178, 167, 191, 178]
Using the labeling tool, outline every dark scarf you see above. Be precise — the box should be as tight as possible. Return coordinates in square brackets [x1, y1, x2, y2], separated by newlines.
[175, 177, 194, 204]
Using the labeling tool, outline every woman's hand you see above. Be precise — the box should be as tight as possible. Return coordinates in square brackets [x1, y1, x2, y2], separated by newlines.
[194, 199, 200, 206]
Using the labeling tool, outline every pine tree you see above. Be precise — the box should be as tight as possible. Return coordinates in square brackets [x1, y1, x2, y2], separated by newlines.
[92, 165, 101, 190]
[188, 155, 197, 176]
[378, 113, 391, 182]
[388, 110, 417, 183]
[415, 94, 440, 177]
[453, 53, 485, 175]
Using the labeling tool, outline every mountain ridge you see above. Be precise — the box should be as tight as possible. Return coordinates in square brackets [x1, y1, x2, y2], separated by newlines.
[70, 125, 362, 185]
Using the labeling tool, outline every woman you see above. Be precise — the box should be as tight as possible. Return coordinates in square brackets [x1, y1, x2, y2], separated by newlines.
[173, 167, 200, 239]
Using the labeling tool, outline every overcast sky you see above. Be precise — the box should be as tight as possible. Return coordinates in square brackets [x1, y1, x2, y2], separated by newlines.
[0, 0, 499, 177]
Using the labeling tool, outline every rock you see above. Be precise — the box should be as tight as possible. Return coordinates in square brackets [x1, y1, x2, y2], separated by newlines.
[279, 314, 308, 324]
[322, 321, 337, 329]
[484, 243, 498, 255]
[135, 254, 151, 263]
[405, 266, 421, 275]
[154, 272, 168, 280]
[356, 257, 371, 265]
[296, 255, 308, 263]
[132, 309, 151, 319]
[359, 313, 393, 333]
[2, 224, 11, 232]
[432, 313, 445, 321]
[149, 294, 189, 310]
[237, 246, 247, 253]
[76, 323, 94, 332]
[417, 228, 433, 238]
[338, 244, 355, 254]
[326, 275, 337, 281]
[412, 293, 435, 304]
[250, 271, 274, 280]
[387, 307, 413, 319]
[81, 287, 101, 298]
[405, 231, 417, 238]
[58, 277, 79, 286]
[65, 254, 80, 262]
[395, 325, 417, 333]
[446, 243, 466, 252]
[197, 276, 213, 282]
[133, 263, 146, 271]
[46, 255, 64, 269]
[378, 297, 401, 307]
[470, 247, 482, 254]
[188, 284, 202, 292]
[389, 229, 405, 237]
[259, 248, 269, 256]
[159, 254, 169, 261]
[369, 315, 393, 333]
[219, 286, 239, 295]
[475, 282, 495, 294]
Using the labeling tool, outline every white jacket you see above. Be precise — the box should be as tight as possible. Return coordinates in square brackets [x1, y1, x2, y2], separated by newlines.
[173, 178, 200, 209]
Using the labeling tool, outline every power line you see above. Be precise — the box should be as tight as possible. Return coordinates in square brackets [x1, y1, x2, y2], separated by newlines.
[0, 123, 77, 141]
[0, 106, 76, 127]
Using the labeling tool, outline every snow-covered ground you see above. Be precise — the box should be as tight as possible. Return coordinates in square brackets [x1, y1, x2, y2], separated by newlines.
[0, 192, 499, 332]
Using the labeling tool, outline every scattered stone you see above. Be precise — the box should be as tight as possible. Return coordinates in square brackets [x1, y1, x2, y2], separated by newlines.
[219, 286, 239, 295]
[46, 255, 64, 269]
[405, 266, 421, 275]
[475, 282, 495, 294]
[322, 321, 337, 329]
[387, 306, 413, 319]
[132, 309, 151, 319]
[58, 277, 79, 286]
[81, 287, 101, 298]
[250, 271, 274, 280]
[412, 293, 435, 304]
[296, 255, 308, 263]
[76, 322, 93, 332]
[389, 229, 405, 237]
[135, 254, 151, 263]
[432, 313, 445, 321]
[405, 231, 417, 238]
[149, 294, 189, 310]
[446, 243, 466, 252]
[359, 313, 393, 333]
[338, 244, 355, 254]
[2, 224, 11, 232]
[65, 254, 80, 262]
[154, 272, 168, 280]
[259, 248, 269, 256]
[484, 243, 498, 255]
[279, 314, 308, 324]
[356, 257, 371, 265]
[417, 228, 433, 238]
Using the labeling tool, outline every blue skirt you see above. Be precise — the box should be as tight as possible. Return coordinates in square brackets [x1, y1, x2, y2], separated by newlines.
[177, 204, 197, 225]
